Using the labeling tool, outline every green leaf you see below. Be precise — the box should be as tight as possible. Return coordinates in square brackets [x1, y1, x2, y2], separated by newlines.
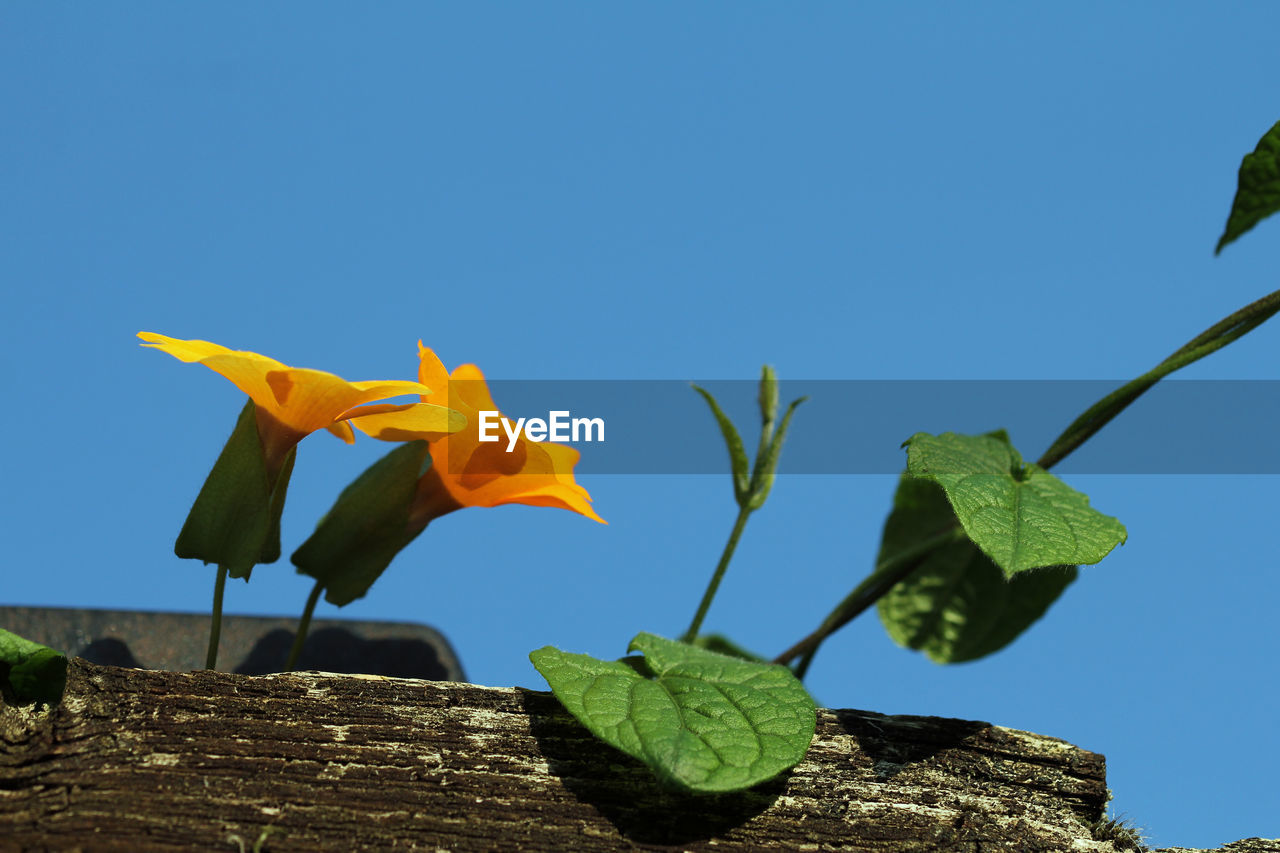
[176, 400, 297, 580]
[0, 628, 68, 708]
[530, 632, 815, 793]
[1216, 119, 1280, 254]
[875, 476, 1076, 663]
[904, 431, 1125, 577]
[292, 441, 432, 607]
[692, 385, 751, 504]
[746, 396, 805, 510]
[688, 633, 766, 663]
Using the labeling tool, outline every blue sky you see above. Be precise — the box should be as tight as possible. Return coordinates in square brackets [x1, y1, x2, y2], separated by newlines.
[3, 4, 1278, 847]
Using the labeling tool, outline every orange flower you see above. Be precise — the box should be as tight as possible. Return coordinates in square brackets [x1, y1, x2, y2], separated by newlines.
[391, 343, 605, 528]
[138, 332, 466, 475]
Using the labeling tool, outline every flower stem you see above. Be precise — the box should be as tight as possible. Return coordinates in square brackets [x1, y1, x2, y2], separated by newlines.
[681, 505, 754, 643]
[206, 565, 229, 670]
[285, 580, 324, 673]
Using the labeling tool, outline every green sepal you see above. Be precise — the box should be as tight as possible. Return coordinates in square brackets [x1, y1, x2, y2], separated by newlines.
[746, 396, 805, 510]
[1216, 119, 1280, 254]
[903, 430, 1125, 577]
[874, 475, 1076, 663]
[692, 385, 751, 504]
[175, 400, 297, 580]
[0, 628, 68, 708]
[530, 633, 815, 793]
[292, 440, 432, 607]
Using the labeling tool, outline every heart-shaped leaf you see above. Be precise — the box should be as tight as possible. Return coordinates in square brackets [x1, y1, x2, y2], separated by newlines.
[904, 431, 1125, 577]
[530, 632, 815, 793]
[0, 628, 67, 708]
[875, 475, 1077, 663]
[1216, 119, 1280, 254]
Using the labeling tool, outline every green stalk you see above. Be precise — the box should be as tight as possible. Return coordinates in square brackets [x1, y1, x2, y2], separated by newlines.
[1036, 286, 1280, 470]
[681, 505, 754, 643]
[206, 565, 229, 670]
[774, 526, 965, 669]
[285, 580, 324, 672]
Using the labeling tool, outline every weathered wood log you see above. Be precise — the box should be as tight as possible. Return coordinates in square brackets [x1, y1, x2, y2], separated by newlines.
[0, 660, 1269, 851]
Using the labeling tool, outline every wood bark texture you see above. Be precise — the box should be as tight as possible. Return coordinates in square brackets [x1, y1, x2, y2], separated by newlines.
[0, 660, 1269, 852]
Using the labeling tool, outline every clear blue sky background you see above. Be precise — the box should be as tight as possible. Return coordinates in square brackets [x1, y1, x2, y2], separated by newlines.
[3, 5, 1278, 847]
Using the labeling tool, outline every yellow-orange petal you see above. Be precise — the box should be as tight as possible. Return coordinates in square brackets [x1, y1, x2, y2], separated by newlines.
[451, 477, 605, 523]
[416, 346, 495, 415]
[448, 363, 501, 413]
[348, 379, 437, 398]
[141, 332, 291, 417]
[137, 332, 276, 364]
[416, 344, 454, 402]
[506, 488, 606, 524]
[410, 342, 604, 524]
[430, 441, 604, 523]
[139, 332, 434, 438]
[537, 442, 586, 479]
[326, 421, 357, 444]
[346, 402, 468, 442]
